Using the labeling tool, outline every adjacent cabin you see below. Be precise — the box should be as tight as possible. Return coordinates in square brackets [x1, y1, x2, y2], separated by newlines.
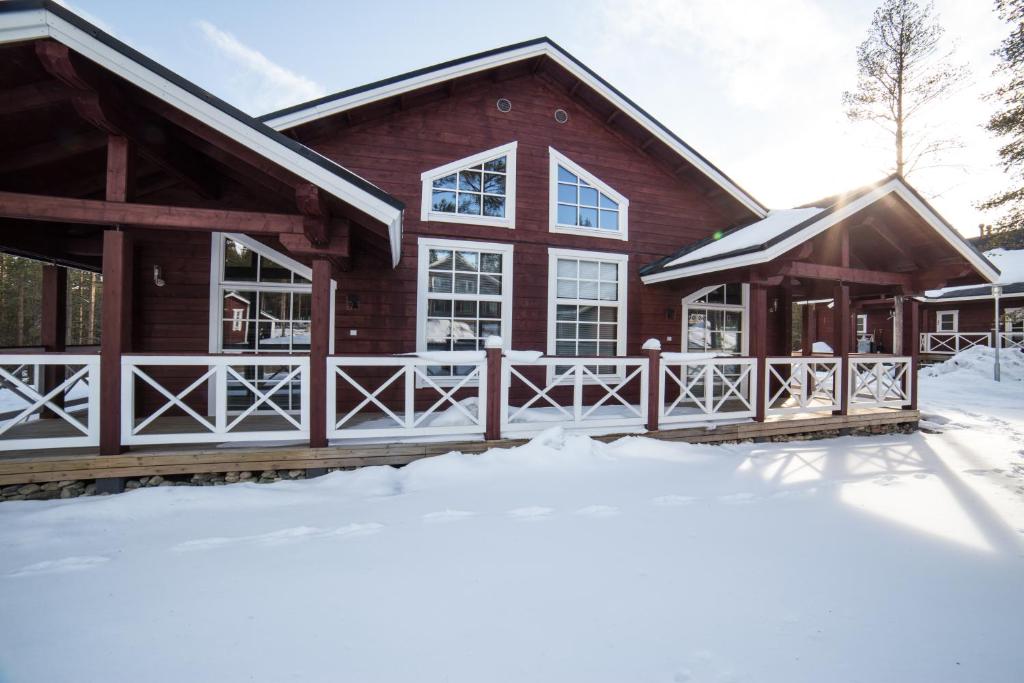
[0, 2, 1004, 486]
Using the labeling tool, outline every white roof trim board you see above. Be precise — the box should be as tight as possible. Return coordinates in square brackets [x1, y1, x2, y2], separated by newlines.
[641, 177, 1001, 286]
[0, 2, 406, 267]
[260, 39, 767, 220]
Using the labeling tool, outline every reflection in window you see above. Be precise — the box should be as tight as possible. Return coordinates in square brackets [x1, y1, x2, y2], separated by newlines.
[685, 284, 745, 354]
[431, 155, 508, 219]
[555, 165, 620, 232]
[551, 254, 625, 374]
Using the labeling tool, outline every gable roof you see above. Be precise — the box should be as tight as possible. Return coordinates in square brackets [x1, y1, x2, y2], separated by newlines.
[640, 175, 1001, 286]
[259, 37, 768, 219]
[0, 0, 407, 265]
[922, 248, 1024, 301]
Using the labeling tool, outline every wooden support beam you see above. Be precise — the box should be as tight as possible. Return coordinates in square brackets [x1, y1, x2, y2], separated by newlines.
[832, 284, 851, 416]
[100, 229, 132, 455]
[35, 42, 220, 199]
[308, 258, 332, 449]
[0, 132, 107, 174]
[278, 219, 350, 259]
[904, 297, 920, 411]
[779, 287, 794, 356]
[0, 80, 69, 116]
[295, 183, 329, 245]
[892, 295, 905, 355]
[801, 303, 815, 356]
[778, 261, 913, 288]
[0, 190, 306, 234]
[750, 283, 768, 422]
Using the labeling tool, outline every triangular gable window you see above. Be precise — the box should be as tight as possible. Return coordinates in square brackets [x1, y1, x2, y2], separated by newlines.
[420, 142, 517, 228]
[549, 147, 629, 241]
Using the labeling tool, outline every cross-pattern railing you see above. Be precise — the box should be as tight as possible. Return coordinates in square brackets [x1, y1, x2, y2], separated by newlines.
[998, 332, 1024, 350]
[501, 356, 648, 435]
[327, 355, 487, 440]
[919, 332, 991, 354]
[764, 357, 841, 415]
[659, 356, 757, 425]
[0, 355, 100, 450]
[848, 357, 912, 408]
[121, 355, 309, 445]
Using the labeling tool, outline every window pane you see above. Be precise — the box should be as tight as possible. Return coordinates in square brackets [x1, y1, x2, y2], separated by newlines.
[222, 320, 255, 350]
[259, 292, 289, 320]
[557, 279, 577, 298]
[454, 300, 477, 317]
[557, 259, 577, 278]
[426, 319, 452, 343]
[224, 240, 257, 281]
[598, 342, 616, 356]
[579, 207, 598, 228]
[725, 284, 743, 306]
[433, 173, 457, 190]
[706, 286, 725, 304]
[556, 322, 576, 338]
[599, 324, 617, 340]
[455, 251, 479, 272]
[452, 320, 476, 339]
[483, 173, 506, 194]
[480, 253, 502, 273]
[432, 190, 456, 213]
[599, 283, 618, 301]
[428, 272, 452, 293]
[579, 186, 599, 207]
[579, 341, 598, 356]
[428, 299, 452, 317]
[557, 204, 577, 225]
[479, 274, 501, 295]
[558, 183, 577, 203]
[430, 249, 454, 270]
[556, 305, 577, 321]
[579, 306, 599, 322]
[479, 301, 501, 318]
[599, 262, 618, 280]
[579, 280, 600, 299]
[223, 290, 254, 319]
[289, 323, 311, 350]
[482, 195, 505, 218]
[260, 255, 291, 283]
[457, 193, 481, 215]
[599, 307, 617, 323]
[599, 194, 618, 210]
[291, 293, 312, 321]
[579, 261, 599, 279]
[484, 156, 506, 173]
[479, 321, 501, 337]
[454, 273, 478, 294]
[579, 323, 598, 339]
[599, 210, 618, 230]
[558, 165, 577, 183]
[458, 171, 482, 192]
[555, 340, 576, 356]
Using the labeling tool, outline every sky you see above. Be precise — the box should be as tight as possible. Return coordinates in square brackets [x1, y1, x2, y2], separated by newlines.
[61, 0, 1011, 237]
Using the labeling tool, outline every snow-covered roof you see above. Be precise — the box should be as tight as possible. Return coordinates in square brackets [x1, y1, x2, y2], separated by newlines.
[640, 176, 1000, 286]
[924, 248, 1024, 301]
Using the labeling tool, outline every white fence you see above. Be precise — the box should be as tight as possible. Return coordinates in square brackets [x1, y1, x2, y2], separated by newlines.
[659, 357, 757, 425]
[502, 356, 648, 435]
[848, 357, 912, 408]
[998, 332, 1024, 350]
[764, 357, 841, 415]
[919, 332, 991, 354]
[121, 355, 309, 446]
[327, 356, 487, 440]
[0, 355, 100, 450]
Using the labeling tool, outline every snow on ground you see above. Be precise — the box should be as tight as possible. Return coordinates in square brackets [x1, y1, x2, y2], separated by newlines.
[1, 354, 1024, 682]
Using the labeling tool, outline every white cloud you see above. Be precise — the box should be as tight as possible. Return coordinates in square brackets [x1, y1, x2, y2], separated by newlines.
[196, 20, 326, 115]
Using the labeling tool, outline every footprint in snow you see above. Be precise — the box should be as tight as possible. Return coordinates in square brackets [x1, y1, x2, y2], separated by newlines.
[7, 555, 109, 578]
[573, 504, 619, 518]
[653, 495, 697, 507]
[719, 492, 757, 504]
[423, 510, 476, 523]
[507, 506, 554, 521]
[173, 522, 382, 551]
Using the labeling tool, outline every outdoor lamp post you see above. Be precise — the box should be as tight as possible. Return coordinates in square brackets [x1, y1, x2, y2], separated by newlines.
[994, 285, 1003, 382]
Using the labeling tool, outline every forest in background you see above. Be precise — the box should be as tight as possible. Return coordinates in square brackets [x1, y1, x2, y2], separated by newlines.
[0, 254, 102, 348]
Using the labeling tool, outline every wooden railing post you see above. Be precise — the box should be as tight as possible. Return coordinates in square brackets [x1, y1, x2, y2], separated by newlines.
[484, 336, 503, 441]
[309, 257, 332, 449]
[642, 339, 661, 432]
[750, 283, 768, 421]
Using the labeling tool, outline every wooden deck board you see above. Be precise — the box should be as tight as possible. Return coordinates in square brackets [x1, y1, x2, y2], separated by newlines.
[0, 409, 918, 486]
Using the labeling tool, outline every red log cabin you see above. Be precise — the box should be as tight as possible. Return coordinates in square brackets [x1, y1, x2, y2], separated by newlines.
[0, 2, 1006, 483]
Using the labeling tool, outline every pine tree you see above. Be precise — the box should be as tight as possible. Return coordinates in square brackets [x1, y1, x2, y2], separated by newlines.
[980, 0, 1024, 237]
[843, 0, 967, 178]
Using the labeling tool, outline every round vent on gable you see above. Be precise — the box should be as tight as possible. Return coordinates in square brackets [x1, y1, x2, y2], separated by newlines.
[554, 108, 569, 124]
[496, 98, 512, 113]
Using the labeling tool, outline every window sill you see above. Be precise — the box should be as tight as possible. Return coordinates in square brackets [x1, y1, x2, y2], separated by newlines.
[550, 224, 627, 241]
[422, 212, 514, 229]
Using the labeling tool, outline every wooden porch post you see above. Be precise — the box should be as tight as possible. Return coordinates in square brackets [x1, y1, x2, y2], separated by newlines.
[99, 136, 134, 456]
[801, 303, 815, 356]
[832, 283, 851, 416]
[644, 339, 661, 432]
[40, 264, 67, 418]
[904, 297, 920, 411]
[779, 288, 793, 356]
[750, 283, 768, 421]
[309, 257, 332, 449]
[484, 336, 503, 441]
[892, 295, 904, 355]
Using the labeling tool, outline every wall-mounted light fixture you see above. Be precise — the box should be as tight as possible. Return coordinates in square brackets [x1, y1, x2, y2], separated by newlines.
[769, 298, 779, 313]
[153, 265, 165, 287]
[347, 293, 360, 310]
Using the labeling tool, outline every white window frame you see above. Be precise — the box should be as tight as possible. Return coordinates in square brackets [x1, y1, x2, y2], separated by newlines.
[856, 314, 868, 336]
[548, 147, 629, 242]
[547, 248, 629, 382]
[208, 232, 336, 356]
[681, 284, 749, 356]
[416, 237, 514, 386]
[936, 310, 958, 333]
[1007, 307, 1023, 332]
[419, 142, 517, 229]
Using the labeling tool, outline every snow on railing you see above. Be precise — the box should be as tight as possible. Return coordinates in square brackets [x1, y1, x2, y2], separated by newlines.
[919, 332, 990, 354]
[848, 357, 912, 408]
[501, 354, 648, 435]
[998, 332, 1024, 350]
[0, 354, 100, 450]
[764, 357, 840, 415]
[121, 355, 309, 446]
[659, 355, 756, 425]
[327, 353, 487, 440]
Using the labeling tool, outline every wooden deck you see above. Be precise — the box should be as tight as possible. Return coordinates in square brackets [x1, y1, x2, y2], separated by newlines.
[0, 409, 918, 486]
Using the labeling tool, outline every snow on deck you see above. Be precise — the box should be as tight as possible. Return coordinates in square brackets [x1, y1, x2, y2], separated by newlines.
[0, 352, 1023, 682]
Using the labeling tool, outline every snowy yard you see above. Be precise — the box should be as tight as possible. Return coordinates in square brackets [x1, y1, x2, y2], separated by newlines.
[1, 351, 1023, 682]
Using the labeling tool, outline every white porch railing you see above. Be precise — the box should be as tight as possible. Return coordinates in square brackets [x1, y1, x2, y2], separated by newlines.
[121, 355, 309, 446]
[764, 357, 841, 415]
[919, 332, 991, 354]
[848, 357, 912, 408]
[0, 354, 100, 450]
[327, 355, 487, 440]
[659, 357, 757, 425]
[998, 332, 1024, 350]
[501, 356, 648, 435]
